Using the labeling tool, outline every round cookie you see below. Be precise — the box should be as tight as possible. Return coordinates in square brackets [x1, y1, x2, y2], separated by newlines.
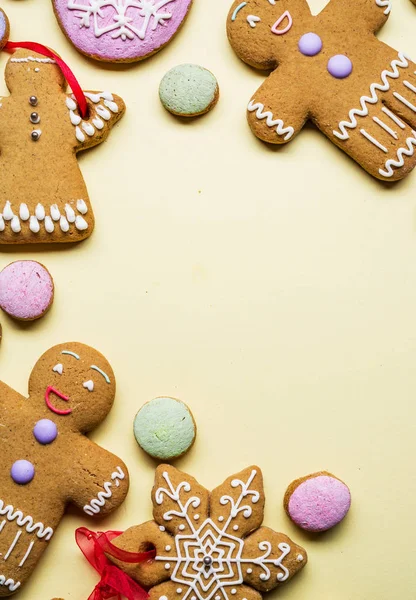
[52, 0, 193, 63]
[284, 471, 351, 532]
[133, 397, 196, 460]
[0, 8, 10, 50]
[159, 64, 219, 117]
[0, 261, 54, 321]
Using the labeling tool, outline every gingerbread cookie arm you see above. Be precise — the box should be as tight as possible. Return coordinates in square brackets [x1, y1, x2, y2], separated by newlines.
[67, 439, 129, 517]
[66, 91, 125, 151]
[247, 70, 308, 145]
[321, 0, 391, 33]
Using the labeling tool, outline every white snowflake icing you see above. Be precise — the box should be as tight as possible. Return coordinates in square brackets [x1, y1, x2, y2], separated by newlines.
[155, 470, 291, 600]
[67, 0, 176, 41]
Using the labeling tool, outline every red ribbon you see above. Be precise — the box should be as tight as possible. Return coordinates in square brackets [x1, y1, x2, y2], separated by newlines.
[76, 527, 156, 600]
[4, 41, 88, 118]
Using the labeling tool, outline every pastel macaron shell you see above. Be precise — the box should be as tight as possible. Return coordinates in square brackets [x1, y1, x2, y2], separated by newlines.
[159, 64, 219, 116]
[284, 471, 351, 532]
[0, 9, 9, 50]
[134, 396, 196, 460]
[0, 260, 54, 321]
[52, 0, 193, 63]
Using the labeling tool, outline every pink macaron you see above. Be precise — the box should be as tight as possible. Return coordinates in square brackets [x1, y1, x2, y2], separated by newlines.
[284, 471, 351, 532]
[0, 260, 54, 321]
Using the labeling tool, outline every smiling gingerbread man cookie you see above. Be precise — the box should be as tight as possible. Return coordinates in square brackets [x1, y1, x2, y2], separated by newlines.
[0, 45, 125, 244]
[227, 0, 416, 181]
[0, 342, 129, 596]
[108, 465, 307, 600]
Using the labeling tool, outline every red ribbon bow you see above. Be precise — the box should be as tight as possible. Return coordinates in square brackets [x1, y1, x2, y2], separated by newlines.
[4, 41, 88, 118]
[76, 527, 156, 600]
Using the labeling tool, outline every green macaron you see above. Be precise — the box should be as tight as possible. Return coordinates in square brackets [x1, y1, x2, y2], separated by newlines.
[159, 64, 219, 117]
[133, 397, 197, 460]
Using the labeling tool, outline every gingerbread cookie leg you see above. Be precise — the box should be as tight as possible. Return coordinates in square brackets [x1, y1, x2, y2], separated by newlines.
[329, 49, 416, 180]
[247, 69, 308, 144]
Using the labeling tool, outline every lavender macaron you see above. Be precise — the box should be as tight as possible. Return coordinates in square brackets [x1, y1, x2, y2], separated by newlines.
[284, 471, 351, 532]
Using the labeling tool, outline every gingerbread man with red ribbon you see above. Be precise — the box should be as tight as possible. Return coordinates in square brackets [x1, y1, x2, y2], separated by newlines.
[0, 8, 125, 244]
[227, 0, 416, 181]
[0, 342, 129, 596]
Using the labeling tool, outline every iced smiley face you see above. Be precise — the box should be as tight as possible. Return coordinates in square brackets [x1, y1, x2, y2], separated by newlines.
[28, 342, 115, 432]
[52, 0, 193, 62]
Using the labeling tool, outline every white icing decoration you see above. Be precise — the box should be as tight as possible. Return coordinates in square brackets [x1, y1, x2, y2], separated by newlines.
[44, 216, 55, 233]
[176, 589, 182, 594]
[19, 541, 35, 567]
[165, 545, 172, 551]
[11, 216, 21, 233]
[393, 91, 416, 113]
[35, 203, 45, 220]
[67, 0, 176, 42]
[60, 216, 70, 232]
[179, 524, 186, 530]
[67, 92, 119, 142]
[10, 57, 56, 63]
[91, 365, 111, 383]
[50, 204, 61, 221]
[3, 201, 13, 221]
[4, 531, 22, 561]
[218, 516, 224, 522]
[233, 525, 239, 531]
[160, 526, 166, 531]
[372, 116, 398, 139]
[77, 199, 88, 214]
[154, 470, 291, 598]
[83, 467, 125, 515]
[0, 576, 20, 592]
[160, 596, 168, 600]
[53, 363, 64, 375]
[83, 380, 94, 392]
[247, 15, 260, 28]
[333, 52, 409, 141]
[375, 0, 391, 15]
[379, 132, 416, 178]
[0, 216, 4, 232]
[165, 564, 171, 570]
[0, 499, 53, 540]
[65, 204, 76, 223]
[29, 216, 40, 233]
[19, 203, 30, 221]
[35, 68, 40, 73]
[296, 554, 304, 562]
[247, 568, 252, 574]
[32, 129, 42, 139]
[360, 128, 388, 153]
[75, 215, 88, 231]
[247, 101, 295, 141]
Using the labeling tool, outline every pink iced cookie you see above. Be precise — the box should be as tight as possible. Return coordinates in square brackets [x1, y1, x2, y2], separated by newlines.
[52, 0, 193, 63]
[0, 261, 54, 321]
[284, 471, 351, 532]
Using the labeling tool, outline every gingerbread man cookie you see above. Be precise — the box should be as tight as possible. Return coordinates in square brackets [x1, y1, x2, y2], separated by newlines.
[0, 47, 125, 244]
[227, 0, 416, 181]
[109, 465, 307, 600]
[0, 342, 129, 596]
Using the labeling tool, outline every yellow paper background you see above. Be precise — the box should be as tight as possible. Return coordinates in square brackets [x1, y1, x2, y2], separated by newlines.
[0, 0, 415, 598]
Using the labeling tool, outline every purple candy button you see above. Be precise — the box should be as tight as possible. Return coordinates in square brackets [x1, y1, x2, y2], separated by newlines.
[33, 419, 58, 445]
[328, 54, 353, 79]
[298, 33, 322, 57]
[11, 460, 35, 485]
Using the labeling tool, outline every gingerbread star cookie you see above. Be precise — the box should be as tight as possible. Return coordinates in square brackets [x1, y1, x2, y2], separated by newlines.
[110, 465, 307, 600]
[0, 47, 125, 244]
[0, 342, 129, 596]
[227, 0, 416, 181]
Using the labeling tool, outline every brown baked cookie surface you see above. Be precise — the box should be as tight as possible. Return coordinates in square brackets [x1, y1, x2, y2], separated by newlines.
[0, 342, 129, 596]
[227, 0, 416, 181]
[0, 48, 125, 244]
[109, 465, 307, 600]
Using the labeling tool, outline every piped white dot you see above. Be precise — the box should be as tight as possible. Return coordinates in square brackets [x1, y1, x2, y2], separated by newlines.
[159, 526, 165, 532]
[179, 524, 185, 531]
[247, 568, 252, 574]
[194, 514, 200, 520]
[260, 574, 267, 581]
[176, 589, 182, 594]
[218, 516, 224, 522]
[297, 554, 304, 562]
[231, 590, 237, 595]
[164, 563, 170, 570]
[165, 545, 171, 552]
[160, 596, 168, 600]
[233, 525, 239, 531]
